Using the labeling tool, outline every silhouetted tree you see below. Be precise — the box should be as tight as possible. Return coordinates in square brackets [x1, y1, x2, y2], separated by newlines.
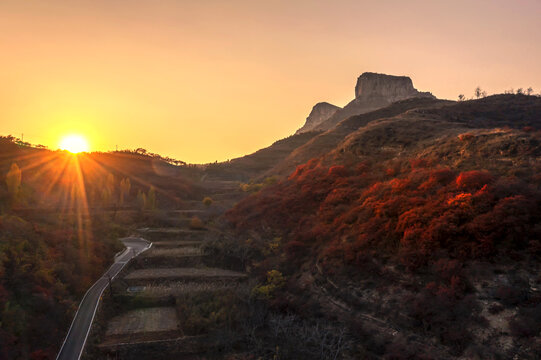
[527, 87, 534, 95]
[458, 94, 465, 102]
[475, 87, 483, 99]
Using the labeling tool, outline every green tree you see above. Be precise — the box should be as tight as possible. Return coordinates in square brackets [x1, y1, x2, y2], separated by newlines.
[119, 178, 131, 206]
[137, 190, 147, 210]
[5, 163, 22, 206]
[146, 186, 156, 210]
[101, 188, 112, 206]
[252, 270, 286, 299]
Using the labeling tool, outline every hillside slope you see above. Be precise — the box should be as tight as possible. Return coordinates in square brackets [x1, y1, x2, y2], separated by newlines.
[225, 94, 541, 359]
[264, 97, 450, 178]
[203, 131, 321, 181]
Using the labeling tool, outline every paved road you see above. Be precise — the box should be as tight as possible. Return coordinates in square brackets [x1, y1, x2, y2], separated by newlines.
[56, 237, 151, 360]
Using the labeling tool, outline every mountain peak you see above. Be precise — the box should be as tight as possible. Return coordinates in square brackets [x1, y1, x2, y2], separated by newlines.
[295, 102, 341, 134]
[355, 72, 433, 101]
[296, 72, 435, 134]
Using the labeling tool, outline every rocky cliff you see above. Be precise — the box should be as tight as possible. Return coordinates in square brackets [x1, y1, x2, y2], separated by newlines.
[296, 72, 435, 133]
[295, 102, 341, 134]
[354, 72, 431, 101]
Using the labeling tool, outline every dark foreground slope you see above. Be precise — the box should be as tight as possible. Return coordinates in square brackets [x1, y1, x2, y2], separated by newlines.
[225, 94, 541, 359]
[0, 140, 200, 359]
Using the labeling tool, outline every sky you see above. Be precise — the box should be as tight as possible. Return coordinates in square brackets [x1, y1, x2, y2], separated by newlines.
[1, 0, 540, 163]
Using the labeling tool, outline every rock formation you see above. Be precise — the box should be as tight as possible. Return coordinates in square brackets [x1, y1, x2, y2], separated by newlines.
[354, 72, 432, 101]
[295, 102, 341, 134]
[296, 72, 435, 133]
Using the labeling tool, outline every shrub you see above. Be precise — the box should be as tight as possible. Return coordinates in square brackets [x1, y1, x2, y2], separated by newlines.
[328, 165, 349, 177]
[189, 216, 205, 230]
[488, 303, 504, 314]
[494, 285, 528, 307]
[456, 170, 493, 190]
[252, 270, 286, 299]
[202, 196, 213, 206]
[458, 133, 475, 141]
[508, 305, 541, 338]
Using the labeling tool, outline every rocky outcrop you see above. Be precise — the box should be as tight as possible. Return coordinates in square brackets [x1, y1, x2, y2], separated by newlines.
[295, 102, 341, 134]
[296, 72, 435, 133]
[355, 72, 432, 101]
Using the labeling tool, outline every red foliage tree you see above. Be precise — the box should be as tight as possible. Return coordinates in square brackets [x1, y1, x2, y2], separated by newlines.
[456, 170, 493, 190]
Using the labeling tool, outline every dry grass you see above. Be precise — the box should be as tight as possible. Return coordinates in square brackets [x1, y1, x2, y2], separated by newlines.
[106, 307, 178, 336]
[124, 267, 247, 281]
[143, 247, 202, 257]
[152, 240, 203, 248]
[140, 282, 246, 297]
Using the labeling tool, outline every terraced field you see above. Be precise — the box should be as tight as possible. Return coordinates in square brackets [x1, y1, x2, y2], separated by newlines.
[106, 307, 178, 336]
[124, 267, 247, 281]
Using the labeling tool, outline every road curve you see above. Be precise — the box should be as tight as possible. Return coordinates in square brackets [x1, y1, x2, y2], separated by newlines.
[56, 237, 151, 360]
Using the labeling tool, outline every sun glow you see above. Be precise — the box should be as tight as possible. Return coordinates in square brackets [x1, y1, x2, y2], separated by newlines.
[59, 134, 90, 154]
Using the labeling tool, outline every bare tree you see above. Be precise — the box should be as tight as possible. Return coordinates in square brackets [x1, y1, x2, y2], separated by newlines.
[516, 88, 524, 95]
[458, 94, 465, 101]
[527, 87, 534, 96]
[475, 86, 483, 99]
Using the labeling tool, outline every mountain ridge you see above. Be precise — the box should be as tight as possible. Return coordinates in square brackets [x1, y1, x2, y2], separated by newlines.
[296, 72, 435, 134]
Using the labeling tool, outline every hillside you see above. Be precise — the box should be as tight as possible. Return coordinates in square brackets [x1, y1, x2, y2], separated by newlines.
[225, 94, 541, 359]
[205, 73, 438, 183]
[2, 91, 541, 359]
[264, 97, 450, 178]
[202, 131, 321, 181]
[0, 140, 202, 359]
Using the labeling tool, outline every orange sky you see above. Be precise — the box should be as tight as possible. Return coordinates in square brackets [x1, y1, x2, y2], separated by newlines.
[1, 0, 540, 163]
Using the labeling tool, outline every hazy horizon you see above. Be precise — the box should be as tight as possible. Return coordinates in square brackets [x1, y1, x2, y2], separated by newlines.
[1, 0, 540, 163]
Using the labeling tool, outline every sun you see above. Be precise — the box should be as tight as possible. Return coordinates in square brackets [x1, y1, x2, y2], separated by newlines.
[59, 134, 90, 154]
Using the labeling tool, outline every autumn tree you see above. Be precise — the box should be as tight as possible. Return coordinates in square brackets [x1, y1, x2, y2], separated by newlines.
[190, 216, 204, 229]
[202, 196, 213, 206]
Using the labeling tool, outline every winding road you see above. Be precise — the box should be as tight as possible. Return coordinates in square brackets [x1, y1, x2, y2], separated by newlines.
[56, 237, 151, 360]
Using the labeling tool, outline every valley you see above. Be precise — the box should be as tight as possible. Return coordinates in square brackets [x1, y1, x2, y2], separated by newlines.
[1, 73, 541, 359]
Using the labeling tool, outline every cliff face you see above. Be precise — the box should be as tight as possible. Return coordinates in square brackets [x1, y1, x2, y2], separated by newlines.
[355, 72, 418, 100]
[296, 72, 435, 133]
[295, 102, 341, 134]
